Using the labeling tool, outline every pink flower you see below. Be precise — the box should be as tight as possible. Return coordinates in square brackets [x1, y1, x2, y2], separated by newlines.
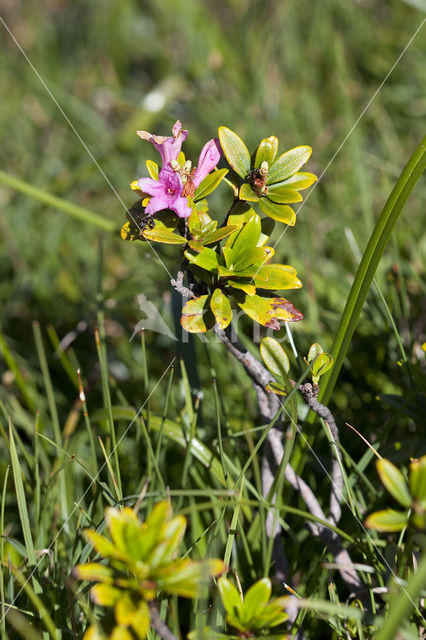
[134, 122, 223, 219]
[136, 121, 188, 168]
[138, 167, 192, 219]
[192, 138, 222, 188]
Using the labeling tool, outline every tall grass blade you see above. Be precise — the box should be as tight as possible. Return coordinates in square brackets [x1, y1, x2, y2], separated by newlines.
[319, 136, 425, 406]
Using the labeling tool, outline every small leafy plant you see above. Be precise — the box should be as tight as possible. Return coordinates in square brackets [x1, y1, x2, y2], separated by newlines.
[121, 121, 316, 333]
[74, 501, 226, 639]
[366, 456, 426, 532]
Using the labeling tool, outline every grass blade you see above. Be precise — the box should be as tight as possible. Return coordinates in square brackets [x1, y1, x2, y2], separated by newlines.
[0, 170, 116, 232]
[319, 136, 425, 406]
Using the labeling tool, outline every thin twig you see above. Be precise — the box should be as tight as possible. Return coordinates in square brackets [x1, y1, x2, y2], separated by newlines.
[148, 600, 178, 640]
[298, 383, 343, 525]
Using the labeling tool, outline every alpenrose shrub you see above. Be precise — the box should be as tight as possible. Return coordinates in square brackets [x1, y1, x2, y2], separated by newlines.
[121, 121, 317, 333]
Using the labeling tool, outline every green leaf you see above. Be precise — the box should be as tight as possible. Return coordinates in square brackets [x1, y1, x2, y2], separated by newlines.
[365, 509, 408, 532]
[266, 187, 303, 204]
[143, 219, 187, 245]
[210, 289, 233, 329]
[185, 246, 221, 272]
[254, 265, 302, 290]
[233, 246, 274, 272]
[218, 577, 242, 617]
[146, 159, 159, 180]
[202, 225, 241, 245]
[267, 146, 312, 184]
[410, 456, 426, 501]
[228, 213, 261, 264]
[260, 338, 290, 378]
[218, 127, 251, 179]
[311, 353, 333, 378]
[239, 182, 259, 202]
[240, 578, 272, 626]
[307, 343, 323, 363]
[255, 138, 278, 168]
[271, 171, 317, 190]
[258, 199, 296, 225]
[194, 168, 229, 200]
[146, 500, 171, 528]
[377, 459, 412, 508]
[110, 626, 133, 640]
[181, 295, 215, 333]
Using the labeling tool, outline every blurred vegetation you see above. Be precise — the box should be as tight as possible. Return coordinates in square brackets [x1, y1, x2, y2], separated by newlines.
[0, 0, 425, 637]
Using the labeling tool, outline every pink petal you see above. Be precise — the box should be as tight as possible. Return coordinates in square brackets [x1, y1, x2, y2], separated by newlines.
[171, 195, 192, 219]
[136, 123, 189, 167]
[193, 138, 222, 188]
[137, 176, 166, 197]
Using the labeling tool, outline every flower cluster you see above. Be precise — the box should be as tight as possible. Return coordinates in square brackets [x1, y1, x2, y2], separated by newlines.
[130, 120, 221, 220]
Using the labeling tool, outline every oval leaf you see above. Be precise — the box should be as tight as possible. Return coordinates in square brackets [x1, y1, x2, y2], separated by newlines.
[194, 168, 229, 201]
[181, 296, 215, 333]
[210, 289, 232, 329]
[258, 199, 296, 225]
[271, 171, 317, 191]
[266, 187, 303, 204]
[239, 182, 259, 202]
[312, 353, 333, 378]
[377, 459, 412, 508]
[240, 578, 272, 625]
[255, 265, 302, 291]
[218, 127, 251, 179]
[260, 338, 290, 378]
[365, 509, 408, 532]
[146, 159, 159, 180]
[307, 343, 323, 363]
[267, 146, 312, 184]
[255, 138, 276, 168]
[218, 577, 242, 616]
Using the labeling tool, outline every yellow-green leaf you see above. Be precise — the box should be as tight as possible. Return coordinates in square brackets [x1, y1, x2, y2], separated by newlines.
[110, 627, 133, 640]
[146, 160, 159, 180]
[267, 146, 312, 184]
[255, 138, 277, 168]
[73, 563, 113, 584]
[228, 213, 261, 264]
[258, 199, 296, 225]
[194, 168, 228, 200]
[410, 456, 426, 501]
[185, 246, 221, 272]
[272, 171, 317, 190]
[239, 183, 259, 202]
[254, 265, 302, 290]
[377, 459, 412, 508]
[181, 296, 215, 333]
[143, 225, 187, 245]
[210, 289, 232, 329]
[311, 353, 333, 378]
[240, 578, 272, 626]
[229, 281, 256, 296]
[218, 577, 242, 616]
[266, 187, 303, 204]
[365, 509, 408, 532]
[91, 583, 121, 607]
[307, 343, 323, 363]
[202, 225, 241, 245]
[218, 127, 251, 179]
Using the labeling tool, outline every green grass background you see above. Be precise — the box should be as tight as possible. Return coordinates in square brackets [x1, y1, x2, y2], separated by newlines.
[0, 1, 425, 638]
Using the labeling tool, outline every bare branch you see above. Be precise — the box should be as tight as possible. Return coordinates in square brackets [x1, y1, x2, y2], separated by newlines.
[148, 600, 178, 640]
[298, 383, 343, 525]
